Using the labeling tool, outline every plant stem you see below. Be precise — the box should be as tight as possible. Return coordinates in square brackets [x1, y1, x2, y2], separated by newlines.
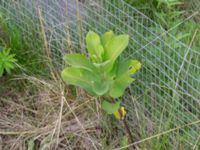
[118, 108, 136, 150]
[122, 118, 136, 149]
[111, 98, 137, 149]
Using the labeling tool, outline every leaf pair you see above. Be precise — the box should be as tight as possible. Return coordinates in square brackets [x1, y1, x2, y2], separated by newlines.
[86, 31, 129, 71]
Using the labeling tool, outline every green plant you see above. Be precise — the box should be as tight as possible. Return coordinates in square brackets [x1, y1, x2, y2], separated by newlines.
[0, 47, 17, 76]
[61, 30, 141, 115]
[61, 31, 141, 146]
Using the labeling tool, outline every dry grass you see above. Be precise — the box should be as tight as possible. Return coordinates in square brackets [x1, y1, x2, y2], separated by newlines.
[0, 72, 105, 150]
[0, 65, 199, 150]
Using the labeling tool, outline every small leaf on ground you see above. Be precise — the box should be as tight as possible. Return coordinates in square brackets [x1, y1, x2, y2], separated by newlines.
[102, 100, 120, 114]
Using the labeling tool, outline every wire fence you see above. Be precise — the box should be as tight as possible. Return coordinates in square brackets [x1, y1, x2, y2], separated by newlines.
[0, 0, 199, 149]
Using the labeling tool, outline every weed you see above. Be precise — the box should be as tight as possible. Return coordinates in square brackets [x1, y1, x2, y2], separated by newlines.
[0, 47, 17, 76]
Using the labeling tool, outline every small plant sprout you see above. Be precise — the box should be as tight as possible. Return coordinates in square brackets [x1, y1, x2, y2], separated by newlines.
[0, 47, 17, 77]
[61, 30, 141, 145]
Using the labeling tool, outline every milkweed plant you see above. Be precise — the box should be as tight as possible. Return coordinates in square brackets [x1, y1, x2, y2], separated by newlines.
[61, 30, 141, 120]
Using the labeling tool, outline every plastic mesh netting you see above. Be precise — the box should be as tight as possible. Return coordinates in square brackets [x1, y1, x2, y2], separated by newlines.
[0, 0, 199, 149]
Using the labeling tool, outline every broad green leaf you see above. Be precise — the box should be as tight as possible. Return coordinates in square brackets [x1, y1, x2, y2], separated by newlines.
[102, 100, 120, 114]
[86, 31, 104, 62]
[101, 31, 115, 48]
[109, 74, 135, 98]
[93, 81, 110, 96]
[109, 59, 141, 98]
[61, 67, 101, 95]
[64, 53, 97, 72]
[94, 59, 116, 74]
[104, 35, 129, 62]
